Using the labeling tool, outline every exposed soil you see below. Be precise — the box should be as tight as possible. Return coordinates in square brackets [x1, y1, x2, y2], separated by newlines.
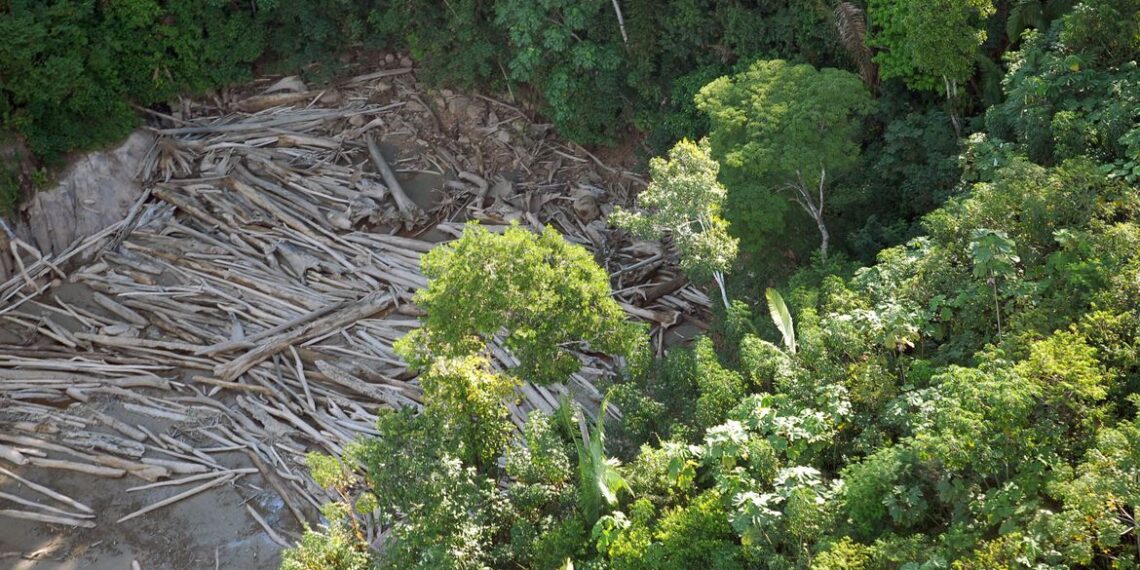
[1, 281, 294, 569]
[1, 441, 286, 569]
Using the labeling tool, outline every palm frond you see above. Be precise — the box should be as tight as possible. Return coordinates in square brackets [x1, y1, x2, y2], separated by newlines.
[766, 288, 797, 354]
[559, 397, 627, 525]
[834, 1, 878, 90]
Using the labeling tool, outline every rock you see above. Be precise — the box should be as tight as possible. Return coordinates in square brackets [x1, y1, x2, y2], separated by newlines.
[318, 90, 343, 106]
[13, 131, 153, 258]
[490, 177, 514, 200]
[571, 186, 602, 222]
[573, 194, 600, 222]
[447, 95, 472, 118]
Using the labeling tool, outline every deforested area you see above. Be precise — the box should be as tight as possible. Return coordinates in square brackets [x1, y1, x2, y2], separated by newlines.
[2, 1, 1140, 569]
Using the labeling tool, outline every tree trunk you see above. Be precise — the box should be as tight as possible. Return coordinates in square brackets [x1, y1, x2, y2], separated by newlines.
[713, 270, 730, 309]
[816, 217, 830, 261]
[991, 276, 1002, 336]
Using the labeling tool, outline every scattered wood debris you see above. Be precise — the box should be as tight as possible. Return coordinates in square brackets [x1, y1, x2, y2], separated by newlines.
[0, 64, 710, 540]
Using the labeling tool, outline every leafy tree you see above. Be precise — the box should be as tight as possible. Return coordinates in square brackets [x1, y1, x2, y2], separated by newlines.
[608, 336, 746, 448]
[494, 0, 627, 144]
[367, 0, 501, 88]
[867, 0, 996, 95]
[280, 503, 375, 570]
[601, 491, 744, 569]
[1005, 0, 1075, 46]
[417, 355, 519, 471]
[352, 409, 504, 569]
[968, 229, 1020, 335]
[1059, 0, 1140, 67]
[697, 60, 873, 258]
[396, 223, 643, 386]
[612, 138, 739, 308]
[732, 465, 839, 562]
[1048, 404, 1140, 566]
[985, 18, 1140, 166]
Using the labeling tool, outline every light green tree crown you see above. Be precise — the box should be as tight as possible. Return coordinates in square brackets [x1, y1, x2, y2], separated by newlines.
[612, 138, 739, 281]
[396, 222, 644, 386]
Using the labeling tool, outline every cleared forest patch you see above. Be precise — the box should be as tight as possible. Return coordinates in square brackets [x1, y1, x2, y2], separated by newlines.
[0, 64, 708, 567]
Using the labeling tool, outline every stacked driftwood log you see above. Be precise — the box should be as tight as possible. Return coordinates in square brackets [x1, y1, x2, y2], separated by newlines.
[0, 65, 710, 542]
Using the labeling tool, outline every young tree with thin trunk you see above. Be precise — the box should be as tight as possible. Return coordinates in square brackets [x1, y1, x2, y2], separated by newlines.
[611, 138, 738, 308]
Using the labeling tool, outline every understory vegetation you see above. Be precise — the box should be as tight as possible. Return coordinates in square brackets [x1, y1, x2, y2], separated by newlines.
[5, 0, 1138, 568]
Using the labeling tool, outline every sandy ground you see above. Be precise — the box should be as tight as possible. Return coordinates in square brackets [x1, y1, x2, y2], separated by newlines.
[1, 465, 286, 569]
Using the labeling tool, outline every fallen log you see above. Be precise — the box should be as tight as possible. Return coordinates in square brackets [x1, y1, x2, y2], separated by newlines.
[366, 134, 422, 226]
[214, 290, 394, 381]
[0, 466, 92, 513]
[116, 473, 237, 524]
[0, 444, 28, 466]
[26, 457, 126, 478]
[0, 491, 94, 519]
[0, 509, 96, 528]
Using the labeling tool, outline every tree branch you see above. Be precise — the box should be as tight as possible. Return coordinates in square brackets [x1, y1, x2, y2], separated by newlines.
[610, 0, 629, 43]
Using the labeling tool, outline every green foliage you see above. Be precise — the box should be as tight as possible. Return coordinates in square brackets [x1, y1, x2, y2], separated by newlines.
[560, 401, 629, 527]
[494, 0, 626, 145]
[368, 0, 501, 87]
[691, 338, 747, 432]
[508, 411, 573, 487]
[699, 60, 871, 187]
[1058, 0, 1140, 67]
[0, 164, 21, 216]
[732, 466, 839, 560]
[396, 223, 642, 386]
[0, 0, 268, 160]
[607, 336, 744, 448]
[969, 229, 1020, 333]
[848, 107, 962, 260]
[1046, 406, 1140, 566]
[698, 59, 873, 256]
[601, 491, 744, 570]
[765, 288, 798, 354]
[1005, 0, 1076, 45]
[612, 138, 739, 287]
[985, 8, 1140, 166]
[280, 502, 374, 570]
[283, 2, 1140, 568]
[867, 0, 996, 93]
[417, 355, 519, 471]
[348, 409, 505, 569]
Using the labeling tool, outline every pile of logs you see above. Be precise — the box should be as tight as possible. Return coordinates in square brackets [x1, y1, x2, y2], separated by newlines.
[0, 64, 710, 541]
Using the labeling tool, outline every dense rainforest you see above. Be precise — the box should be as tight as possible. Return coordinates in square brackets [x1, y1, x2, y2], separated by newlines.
[4, 0, 1140, 568]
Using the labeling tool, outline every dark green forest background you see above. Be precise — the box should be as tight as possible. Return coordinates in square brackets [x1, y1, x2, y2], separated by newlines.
[4, 1, 1140, 568]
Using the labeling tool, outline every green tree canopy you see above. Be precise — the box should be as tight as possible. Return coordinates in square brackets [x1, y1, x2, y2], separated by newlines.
[697, 59, 872, 258]
[418, 355, 520, 471]
[396, 223, 643, 386]
[867, 0, 996, 94]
